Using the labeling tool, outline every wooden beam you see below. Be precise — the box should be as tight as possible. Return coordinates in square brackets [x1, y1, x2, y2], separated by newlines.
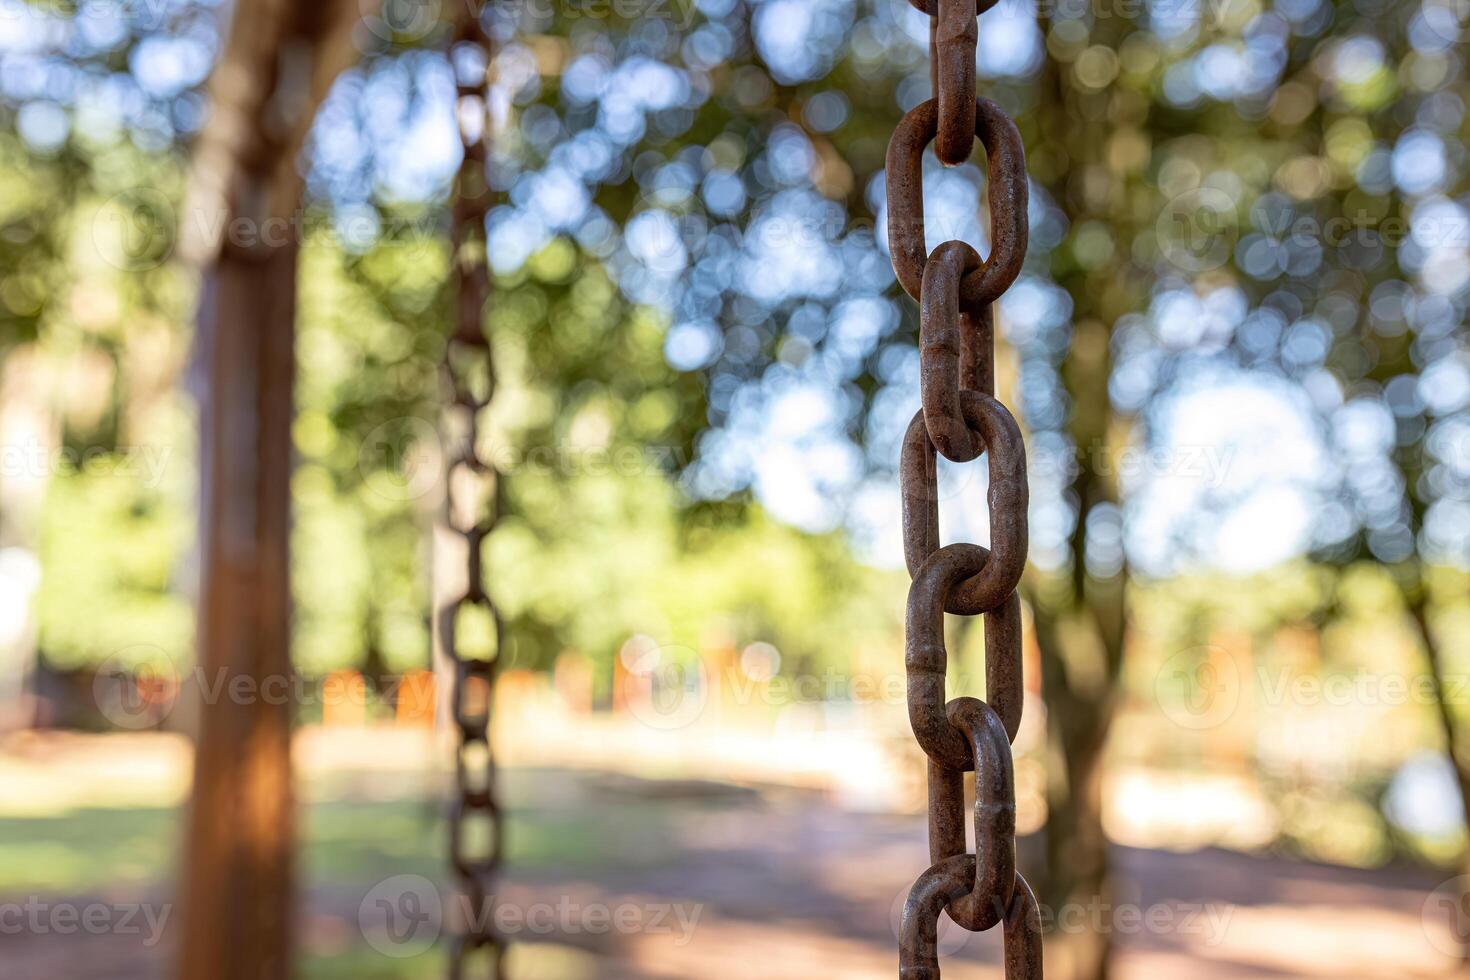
[177, 2, 365, 978]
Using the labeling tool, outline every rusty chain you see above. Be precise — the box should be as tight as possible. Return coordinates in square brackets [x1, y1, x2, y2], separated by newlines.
[443, 2, 506, 976]
[889, 2, 1040, 976]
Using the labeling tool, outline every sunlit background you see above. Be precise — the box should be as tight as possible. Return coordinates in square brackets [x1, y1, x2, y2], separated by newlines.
[2, 0, 1470, 976]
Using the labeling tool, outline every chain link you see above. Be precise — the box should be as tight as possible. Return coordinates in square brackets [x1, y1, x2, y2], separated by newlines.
[890, 1, 1042, 976]
[443, 3, 505, 977]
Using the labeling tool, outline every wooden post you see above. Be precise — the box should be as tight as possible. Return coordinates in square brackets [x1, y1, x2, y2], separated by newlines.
[175, 3, 364, 978]
[180, 232, 299, 980]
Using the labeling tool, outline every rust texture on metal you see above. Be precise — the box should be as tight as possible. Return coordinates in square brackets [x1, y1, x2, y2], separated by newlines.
[904, 543, 1023, 767]
[444, 2, 506, 977]
[920, 240, 986, 461]
[933, 0, 977, 166]
[886, 98, 1028, 309]
[900, 394, 1028, 613]
[907, 0, 1000, 16]
[889, 1, 1041, 974]
[899, 857, 1042, 980]
[930, 698, 1016, 932]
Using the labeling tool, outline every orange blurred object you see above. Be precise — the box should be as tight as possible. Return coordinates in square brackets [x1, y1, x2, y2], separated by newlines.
[394, 669, 436, 727]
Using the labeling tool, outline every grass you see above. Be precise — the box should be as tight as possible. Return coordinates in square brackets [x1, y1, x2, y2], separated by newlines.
[0, 766, 692, 894]
[0, 767, 701, 976]
[0, 805, 179, 893]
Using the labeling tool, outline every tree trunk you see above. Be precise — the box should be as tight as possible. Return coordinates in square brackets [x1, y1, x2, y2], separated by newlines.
[1412, 593, 1470, 839]
[177, 3, 363, 978]
[1025, 216, 1130, 980]
[1025, 0, 1142, 974]
[1410, 588, 1470, 965]
[1031, 578, 1124, 980]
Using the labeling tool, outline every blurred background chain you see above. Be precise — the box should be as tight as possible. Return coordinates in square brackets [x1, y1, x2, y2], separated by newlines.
[443, 2, 506, 976]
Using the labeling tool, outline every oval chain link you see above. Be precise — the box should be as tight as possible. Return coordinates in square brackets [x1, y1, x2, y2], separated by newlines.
[890, 1, 1041, 976]
[445, 2, 505, 977]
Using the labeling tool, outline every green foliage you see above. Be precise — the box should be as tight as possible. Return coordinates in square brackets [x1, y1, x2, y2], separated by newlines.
[37, 466, 192, 672]
[0, 131, 72, 346]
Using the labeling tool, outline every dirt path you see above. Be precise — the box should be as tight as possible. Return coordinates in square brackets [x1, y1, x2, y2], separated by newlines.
[0, 755, 1456, 979]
